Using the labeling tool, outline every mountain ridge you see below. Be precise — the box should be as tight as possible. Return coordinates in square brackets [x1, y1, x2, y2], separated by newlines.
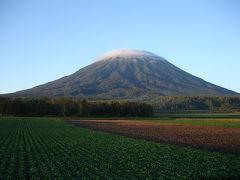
[2, 49, 239, 99]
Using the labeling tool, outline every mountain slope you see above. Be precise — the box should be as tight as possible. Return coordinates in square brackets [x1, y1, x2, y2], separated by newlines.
[3, 49, 238, 99]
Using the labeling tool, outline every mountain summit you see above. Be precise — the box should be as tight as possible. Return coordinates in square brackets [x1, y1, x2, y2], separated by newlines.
[95, 49, 166, 62]
[3, 49, 238, 99]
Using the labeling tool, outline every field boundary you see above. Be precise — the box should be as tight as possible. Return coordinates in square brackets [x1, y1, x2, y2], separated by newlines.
[68, 119, 240, 155]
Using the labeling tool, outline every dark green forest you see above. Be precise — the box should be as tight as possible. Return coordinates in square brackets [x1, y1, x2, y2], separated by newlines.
[152, 96, 240, 112]
[0, 97, 153, 117]
[0, 96, 240, 117]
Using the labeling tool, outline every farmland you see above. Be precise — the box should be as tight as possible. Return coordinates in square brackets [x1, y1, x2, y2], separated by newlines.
[1, 117, 240, 179]
[69, 119, 240, 155]
[132, 118, 240, 128]
[154, 113, 240, 119]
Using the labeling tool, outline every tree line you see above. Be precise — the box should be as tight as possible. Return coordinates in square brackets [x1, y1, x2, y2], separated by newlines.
[1, 96, 239, 117]
[151, 96, 240, 112]
[0, 97, 153, 117]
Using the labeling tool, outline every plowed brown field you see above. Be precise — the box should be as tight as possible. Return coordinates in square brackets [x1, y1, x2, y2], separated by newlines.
[68, 120, 240, 155]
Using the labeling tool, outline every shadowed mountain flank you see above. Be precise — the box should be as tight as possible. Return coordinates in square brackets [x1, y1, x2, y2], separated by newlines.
[3, 49, 238, 99]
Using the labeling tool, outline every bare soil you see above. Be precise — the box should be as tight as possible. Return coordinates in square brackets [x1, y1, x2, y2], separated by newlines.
[67, 120, 240, 155]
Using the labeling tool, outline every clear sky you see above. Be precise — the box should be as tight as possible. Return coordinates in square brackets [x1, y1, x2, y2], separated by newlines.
[1, 0, 240, 94]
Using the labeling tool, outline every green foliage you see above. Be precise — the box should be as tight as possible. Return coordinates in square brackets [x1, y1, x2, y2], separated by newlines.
[0, 97, 153, 117]
[152, 96, 240, 112]
[0, 117, 240, 179]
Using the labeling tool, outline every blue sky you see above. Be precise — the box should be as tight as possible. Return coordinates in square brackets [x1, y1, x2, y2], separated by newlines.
[1, 0, 240, 94]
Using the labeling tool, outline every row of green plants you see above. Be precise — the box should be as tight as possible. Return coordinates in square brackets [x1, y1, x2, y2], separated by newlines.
[132, 118, 240, 128]
[0, 117, 240, 179]
[0, 97, 153, 117]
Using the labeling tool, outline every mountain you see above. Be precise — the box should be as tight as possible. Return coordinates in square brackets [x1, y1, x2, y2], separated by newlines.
[3, 49, 239, 100]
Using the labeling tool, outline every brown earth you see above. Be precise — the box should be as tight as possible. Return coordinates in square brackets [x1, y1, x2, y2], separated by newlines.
[67, 120, 240, 155]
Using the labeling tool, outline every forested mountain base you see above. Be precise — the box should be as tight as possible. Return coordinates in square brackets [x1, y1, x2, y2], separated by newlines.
[0, 97, 153, 117]
[0, 96, 239, 117]
[151, 96, 240, 112]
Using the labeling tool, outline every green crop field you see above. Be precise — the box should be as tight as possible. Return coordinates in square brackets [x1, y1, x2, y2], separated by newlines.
[0, 117, 240, 179]
[154, 112, 240, 119]
[133, 118, 240, 128]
